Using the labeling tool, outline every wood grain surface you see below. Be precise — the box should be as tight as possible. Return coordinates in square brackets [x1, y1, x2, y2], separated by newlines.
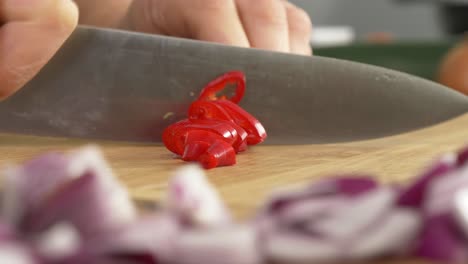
[1, 113, 467, 264]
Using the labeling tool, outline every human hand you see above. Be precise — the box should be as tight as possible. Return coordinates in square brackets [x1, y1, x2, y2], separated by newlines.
[0, 0, 79, 100]
[122, 0, 312, 55]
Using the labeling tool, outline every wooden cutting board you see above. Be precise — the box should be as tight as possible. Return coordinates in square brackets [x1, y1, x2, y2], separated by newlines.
[1, 113, 467, 264]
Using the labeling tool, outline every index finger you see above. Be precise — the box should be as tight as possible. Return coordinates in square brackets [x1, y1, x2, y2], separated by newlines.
[0, 0, 78, 100]
[140, 0, 251, 48]
[183, 0, 250, 48]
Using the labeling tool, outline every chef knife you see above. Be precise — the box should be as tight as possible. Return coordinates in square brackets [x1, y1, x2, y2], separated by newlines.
[0, 26, 467, 144]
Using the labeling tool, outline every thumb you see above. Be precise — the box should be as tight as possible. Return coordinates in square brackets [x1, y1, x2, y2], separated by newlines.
[0, 0, 79, 100]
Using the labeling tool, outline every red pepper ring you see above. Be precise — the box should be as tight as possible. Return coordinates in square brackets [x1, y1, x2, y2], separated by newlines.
[162, 70, 266, 169]
[197, 71, 246, 104]
[211, 100, 267, 145]
[162, 119, 240, 156]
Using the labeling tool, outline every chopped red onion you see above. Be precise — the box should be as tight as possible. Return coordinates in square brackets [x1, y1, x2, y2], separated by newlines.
[415, 214, 468, 263]
[26, 171, 134, 237]
[424, 159, 468, 216]
[0, 144, 466, 264]
[398, 154, 457, 208]
[173, 225, 261, 264]
[454, 189, 468, 238]
[259, 176, 378, 218]
[0, 242, 36, 264]
[90, 214, 179, 263]
[34, 222, 81, 261]
[404, 145, 468, 263]
[457, 146, 468, 166]
[3, 146, 136, 237]
[166, 164, 231, 227]
[263, 230, 340, 263]
[260, 183, 421, 263]
[1, 153, 72, 226]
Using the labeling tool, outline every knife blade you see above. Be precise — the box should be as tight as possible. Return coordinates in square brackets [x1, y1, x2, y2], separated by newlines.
[0, 26, 467, 144]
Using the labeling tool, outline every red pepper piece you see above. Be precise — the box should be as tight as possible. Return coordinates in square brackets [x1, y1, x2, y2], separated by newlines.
[162, 119, 239, 156]
[181, 130, 236, 169]
[188, 100, 248, 152]
[181, 129, 223, 160]
[197, 71, 246, 104]
[188, 100, 234, 121]
[182, 140, 211, 161]
[210, 100, 267, 145]
[198, 140, 236, 169]
[162, 71, 266, 169]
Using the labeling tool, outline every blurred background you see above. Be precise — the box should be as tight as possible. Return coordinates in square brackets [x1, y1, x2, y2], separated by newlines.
[289, 0, 468, 95]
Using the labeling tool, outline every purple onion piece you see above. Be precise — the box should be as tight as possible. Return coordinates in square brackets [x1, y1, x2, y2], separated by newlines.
[415, 214, 468, 263]
[457, 146, 468, 167]
[261, 176, 378, 217]
[264, 230, 340, 264]
[90, 214, 179, 263]
[346, 208, 421, 260]
[273, 196, 344, 229]
[398, 154, 457, 208]
[49, 214, 179, 264]
[3, 143, 468, 264]
[33, 222, 81, 262]
[173, 225, 261, 264]
[0, 242, 36, 264]
[104, 253, 158, 264]
[331, 176, 379, 196]
[2, 146, 136, 237]
[260, 185, 421, 263]
[311, 188, 398, 240]
[261, 186, 332, 216]
[25, 171, 135, 238]
[0, 222, 16, 242]
[1, 154, 72, 226]
[166, 165, 231, 227]
[453, 189, 468, 239]
[424, 164, 468, 217]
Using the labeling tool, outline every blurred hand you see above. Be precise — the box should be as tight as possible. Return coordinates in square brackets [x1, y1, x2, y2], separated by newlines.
[0, 0, 78, 100]
[122, 0, 313, 55]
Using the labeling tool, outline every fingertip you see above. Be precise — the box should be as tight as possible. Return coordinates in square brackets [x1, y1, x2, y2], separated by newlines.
[184, 0, 251, 48]
[46, 0, 79, 36]
[283, 1, 313, 56]
[236, 0, 289, 53]
[0, 0, 79, 100]
[60, 0, 80, 32]
[0, 88, 13, 101]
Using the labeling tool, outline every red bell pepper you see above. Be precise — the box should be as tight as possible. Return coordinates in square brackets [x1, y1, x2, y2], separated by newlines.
[162, 71, 267, 169]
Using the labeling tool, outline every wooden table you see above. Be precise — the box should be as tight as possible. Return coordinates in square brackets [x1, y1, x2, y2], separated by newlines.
[1, 113, 467, 264]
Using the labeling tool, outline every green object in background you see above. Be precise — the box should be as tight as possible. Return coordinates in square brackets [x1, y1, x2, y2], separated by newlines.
[314, 41, 457, 81]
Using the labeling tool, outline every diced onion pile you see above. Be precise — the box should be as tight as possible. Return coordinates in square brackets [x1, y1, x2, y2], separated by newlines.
[0, 144, 467, 263]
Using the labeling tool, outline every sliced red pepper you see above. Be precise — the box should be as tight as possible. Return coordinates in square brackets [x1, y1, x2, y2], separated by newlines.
[162, 119, 239, 156]
[162, 70, 266, 169]
[182, 141, 211, 161]
[197, 71, 246, 104]
[188, 100, 234, 122]
[188, 100, 248, 152]
[198, 140, 236, 169]
[178, 130, 236, 169]
[214, 100, 267, 145]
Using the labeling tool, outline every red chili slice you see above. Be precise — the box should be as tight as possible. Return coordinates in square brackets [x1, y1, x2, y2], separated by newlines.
[188, 100, 234, 122]
[198, 140, 237, 169]
[162, 71, 266, 169]
[162, 119, 239, 156]
[214, 100, 267, 145]
[182, 141, 211, 162]
[188, 100, 248, 152]
[177, 130, 236, 169]
[197, 71, 246, 104]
